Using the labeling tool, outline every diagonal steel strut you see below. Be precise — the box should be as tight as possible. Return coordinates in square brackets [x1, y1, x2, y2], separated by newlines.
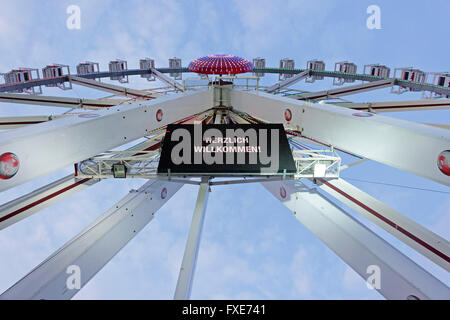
[150, 68, 185, 92]
[266, 70, 310, 93]
[69, 75, 156, 99]
[0, 92, 120, 109]
[0, 132, 165, 230]
[293, 79, 394, 100]
[0, 89, 212, 192]
[318, 178, 450, 272]
[0, 179, 183, 300]
[262, 179, 450, 300]
[231, 89, 450, 187]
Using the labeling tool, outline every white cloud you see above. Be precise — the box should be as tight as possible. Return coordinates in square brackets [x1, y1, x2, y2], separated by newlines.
[432, 198, 450, 239]
[290, 248, 312, 297]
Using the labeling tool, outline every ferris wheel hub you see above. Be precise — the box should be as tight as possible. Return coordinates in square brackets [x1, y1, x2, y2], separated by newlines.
[188, 54, 253, 75]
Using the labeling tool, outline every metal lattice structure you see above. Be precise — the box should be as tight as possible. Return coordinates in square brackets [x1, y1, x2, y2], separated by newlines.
[0, 54, 449, 300]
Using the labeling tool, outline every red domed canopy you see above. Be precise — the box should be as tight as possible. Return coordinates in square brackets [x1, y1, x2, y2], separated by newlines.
[188, 54, 253, 75]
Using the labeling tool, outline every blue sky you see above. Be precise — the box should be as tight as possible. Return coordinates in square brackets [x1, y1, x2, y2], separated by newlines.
[0, 0, 448, 299]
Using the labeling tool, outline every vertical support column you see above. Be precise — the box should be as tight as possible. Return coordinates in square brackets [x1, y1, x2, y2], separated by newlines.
[174, 177, 210, 300]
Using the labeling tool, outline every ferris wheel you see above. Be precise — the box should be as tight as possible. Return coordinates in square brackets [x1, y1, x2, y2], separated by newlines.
[0, 54, 449, 300]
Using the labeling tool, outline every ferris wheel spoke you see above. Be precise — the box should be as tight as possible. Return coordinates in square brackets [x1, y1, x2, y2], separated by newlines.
[150, 68, 185, 92]
[0, 175, 97, 231]
[422, 123, 450, 130]
[266, 70, 310, 93]
[318, 178, 450, 271]
[69, 76, 157, 99]
[334, 98, 450, 113]
[261, 179, 450, 300]
[0, 115, 56, 129]
[293, 79, 394, 100]
[0, 113, 98, 129]
[231, 89, 450, 187]
[0, 90, 212, 192]
[0, 179, 183, 300]
[0, 92, 120, 109]
[174, 177, 209, 300]
[0, 111, 163, 130]
[0, 135, 164, 230]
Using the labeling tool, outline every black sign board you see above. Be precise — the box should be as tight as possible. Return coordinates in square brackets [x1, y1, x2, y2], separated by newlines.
[157, 124, 296, 176]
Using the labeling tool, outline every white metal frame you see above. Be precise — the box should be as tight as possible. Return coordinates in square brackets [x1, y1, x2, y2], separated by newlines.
[317, 178, 450, 271]
[0, 175, 97, 230]
[0, 135, 167, 230]
[69, 75, 156, 99]
[262, 179, 450, 300]
[1, 56, 450, 300]
[0, 92, 120, 109]
[230, 89, 450, 187]
[266, 70, 310, 93]
[0, 179, 183, 300]
[151, 67, 185, 92]
[0, 89, 212, 192]
[295, 79, 394, 100]
[332, 98, 450, 113]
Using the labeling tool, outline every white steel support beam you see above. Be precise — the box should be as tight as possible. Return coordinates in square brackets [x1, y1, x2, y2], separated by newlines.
[295, 79, 394, 100]
[282, 106, 448, 275]
[0, 135, 166, 230]
[266, 70, 310, 93]
[262, 179, 450, 300]
[0, 179, 183, 300]
[0, 115, 59, 129]
[318, 178, 450, 271]
[151, 68, 185, 92]
[0, 92, 120, 109]
[334, 98, 450, 113]
[0, 175, 97, 230]
[423, 123, 450, 130]
[231, 89, 450, 187]
[339, 158, 369, 170]
[174, 177, 210, 300]
[0, 89, 212, 192]
[0, 115, 92, 129]
[0, 114, 138, 130]
[69, 75, 156, 99]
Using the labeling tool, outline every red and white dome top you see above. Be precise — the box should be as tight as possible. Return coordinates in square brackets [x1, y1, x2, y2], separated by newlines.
[188, 54, 253, 75]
